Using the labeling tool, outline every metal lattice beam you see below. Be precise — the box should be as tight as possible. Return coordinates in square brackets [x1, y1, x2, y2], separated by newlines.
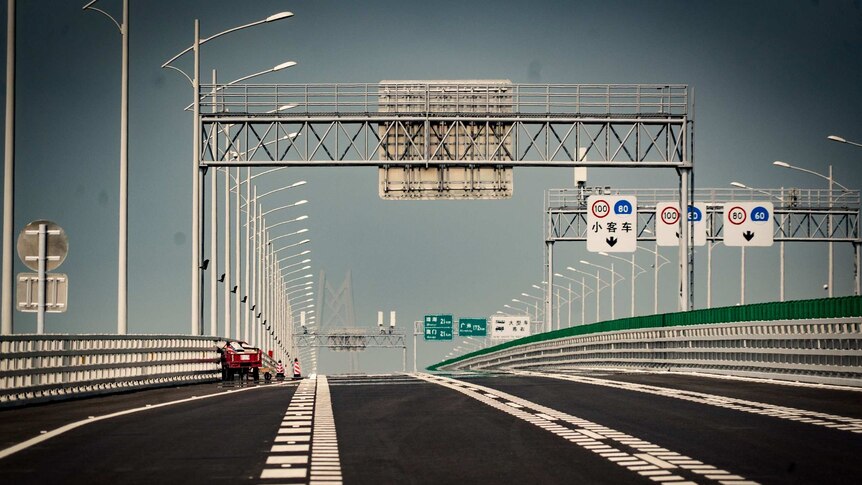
[547, 188, 861, 242]
[196, 83, 691, 168]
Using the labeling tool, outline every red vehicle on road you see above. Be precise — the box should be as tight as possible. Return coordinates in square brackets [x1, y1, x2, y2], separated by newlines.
[219, 341, 262, 381]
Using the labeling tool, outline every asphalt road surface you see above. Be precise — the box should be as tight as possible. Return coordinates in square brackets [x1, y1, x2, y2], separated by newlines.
[1, 371, 859, 484]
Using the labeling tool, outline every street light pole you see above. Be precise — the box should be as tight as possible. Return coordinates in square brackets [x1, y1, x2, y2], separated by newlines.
[775, 160, 850, 298]
[161, 11, 295, 336]
[828, 135, 862, 295]
[1, 0, 15, 335]
[83, 0, 128, 334]
[599, 251, 646, 317]
[581, 260, 623, 320]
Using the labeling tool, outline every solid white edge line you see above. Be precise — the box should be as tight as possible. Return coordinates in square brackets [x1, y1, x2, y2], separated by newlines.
[0, 381, 293, 460]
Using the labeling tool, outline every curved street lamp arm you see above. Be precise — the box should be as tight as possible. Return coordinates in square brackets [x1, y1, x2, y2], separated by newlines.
[82, 1, 122, 32]
[775, 161, 851, 191]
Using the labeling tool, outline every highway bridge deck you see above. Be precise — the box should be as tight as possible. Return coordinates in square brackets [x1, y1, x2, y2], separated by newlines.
[0, 371, 859, 484]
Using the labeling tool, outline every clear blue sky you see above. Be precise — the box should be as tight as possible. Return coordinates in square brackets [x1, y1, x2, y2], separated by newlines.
[1, 1, 861, 372]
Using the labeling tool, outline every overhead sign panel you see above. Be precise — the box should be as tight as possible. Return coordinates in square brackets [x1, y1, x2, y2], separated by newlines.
[586, 195, 637, 253]
[723, 202, 774, 247]
[656, 202, 707, 246]
[458, 318, 487, 337]
[424, 314, 453, 341]
[378, 81, 514, 200]
[489, 315, 531, 340]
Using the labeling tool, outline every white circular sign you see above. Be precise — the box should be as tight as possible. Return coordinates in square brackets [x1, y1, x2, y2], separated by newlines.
[17, 220, 68, 271]
[727, 206, 747, 225]
[591, 199, 610, 219]
[660, 206, 680, 225]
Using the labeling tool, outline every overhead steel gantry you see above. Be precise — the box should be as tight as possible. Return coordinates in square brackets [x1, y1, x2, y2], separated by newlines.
[546, 187, 862, 323]
[193, 82, 694, 331]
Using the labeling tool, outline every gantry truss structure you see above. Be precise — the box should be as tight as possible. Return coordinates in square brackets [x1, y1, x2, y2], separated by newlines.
[544, 187, 862, 324]
[295, 328, 407, 371]
[192, 82, 695, 331]
[547, 187, 861, 242]
[198, 83, 691, 168]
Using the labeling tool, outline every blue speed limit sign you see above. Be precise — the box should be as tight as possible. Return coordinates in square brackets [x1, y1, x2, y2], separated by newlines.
[614, 200, 633, 215]
[751, 206, 770, 223]
[687, 206, 703, 222]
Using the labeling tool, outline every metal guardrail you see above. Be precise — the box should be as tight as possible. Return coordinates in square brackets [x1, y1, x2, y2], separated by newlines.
[438, 318, 862, 387]
[199, 83, 689, 116]
[0, 335, 224, 406]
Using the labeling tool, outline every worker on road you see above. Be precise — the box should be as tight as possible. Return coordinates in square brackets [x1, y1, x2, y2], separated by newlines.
[275, 360, 285, 380]
[293, 358, 301, 379]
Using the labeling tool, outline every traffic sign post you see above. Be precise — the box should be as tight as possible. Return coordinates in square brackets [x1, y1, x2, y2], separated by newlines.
[723, 202, 774, 247]
[16, 220, 68, 333]
[458, 317, 487, 337]
[656, 202, 707, 246]
[424, 314, 453, 341]
[586, 195, 637, 253]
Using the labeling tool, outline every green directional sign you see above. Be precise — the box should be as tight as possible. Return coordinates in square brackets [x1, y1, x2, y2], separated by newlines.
[458, 318, 487, 337]
[424, 314, 453, 341]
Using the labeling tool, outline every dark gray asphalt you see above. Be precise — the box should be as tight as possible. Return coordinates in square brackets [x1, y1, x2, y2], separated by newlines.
[466, 373, 862, 485]
[328, 375, 646, 485]
[1, 372, 859, 484]
[578, 370, 862, 419]
[0, 381, 296, 484]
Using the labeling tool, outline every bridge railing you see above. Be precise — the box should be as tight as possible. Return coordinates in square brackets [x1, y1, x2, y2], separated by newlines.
[0, 335, 223, 407]
[432, 297, 862, 387]
[199, 83, 689, 116]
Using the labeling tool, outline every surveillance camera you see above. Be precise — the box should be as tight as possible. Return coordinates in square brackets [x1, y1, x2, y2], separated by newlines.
[823, 284, 829, 290]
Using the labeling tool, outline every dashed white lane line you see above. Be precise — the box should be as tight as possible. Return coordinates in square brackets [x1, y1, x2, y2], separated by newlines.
[260, 378, 317, 482]
[517, 370, 862, 434]
[259, 375, 343, 484]
[0, 381, 297, 461]
[417, 373, 756, 484]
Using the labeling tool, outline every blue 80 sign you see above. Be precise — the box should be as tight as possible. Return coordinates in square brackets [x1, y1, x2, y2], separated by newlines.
[614, 200, 633, 215]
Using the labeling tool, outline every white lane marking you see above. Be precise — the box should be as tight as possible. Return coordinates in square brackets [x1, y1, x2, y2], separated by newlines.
[261, 377, 317, 481]
[517, 370, 862, 434]
[309, 376, 342, 484]
[260, 468, 308, 479]
[418, 373, 756, 484]
[0, 381, 294, 461]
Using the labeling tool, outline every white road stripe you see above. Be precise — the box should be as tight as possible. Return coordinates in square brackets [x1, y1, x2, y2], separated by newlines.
[0, 381, 296, 461]
[517, 370, 862, 434]
[417, 373, 756, 485]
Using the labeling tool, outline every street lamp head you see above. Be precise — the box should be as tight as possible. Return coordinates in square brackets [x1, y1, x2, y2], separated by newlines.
[827, 135, 847, 143]
[273, 61, 297, 72]
[730, 181, 748, 189]
[579, 260, 591, 266]
[598, 251, 609, 256]
[773, 161, 790, 168]
[296, 228, 309, 234]
[266, 11, 294, 22]
[553, 273, 564, 277]
[295, 199, 308, 206]
[290, 181, 307, 188]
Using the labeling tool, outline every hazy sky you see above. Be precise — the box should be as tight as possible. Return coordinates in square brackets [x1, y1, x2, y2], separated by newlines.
[1, 1, 861, 372]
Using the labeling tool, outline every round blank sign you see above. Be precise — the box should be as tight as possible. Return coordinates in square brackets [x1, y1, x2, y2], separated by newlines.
[17, 220, 68, 271]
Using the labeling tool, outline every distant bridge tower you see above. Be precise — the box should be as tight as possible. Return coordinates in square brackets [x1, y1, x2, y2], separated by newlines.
[314, 270, 357, 333]
[313, 270, 360, 372]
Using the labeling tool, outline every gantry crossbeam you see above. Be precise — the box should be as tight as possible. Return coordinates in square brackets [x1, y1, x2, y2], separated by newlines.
[546, 188, 861, 242]
[197, 83, 691, 168]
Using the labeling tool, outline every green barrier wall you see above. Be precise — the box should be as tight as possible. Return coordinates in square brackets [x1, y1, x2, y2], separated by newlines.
[428, 296, 862, 371]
